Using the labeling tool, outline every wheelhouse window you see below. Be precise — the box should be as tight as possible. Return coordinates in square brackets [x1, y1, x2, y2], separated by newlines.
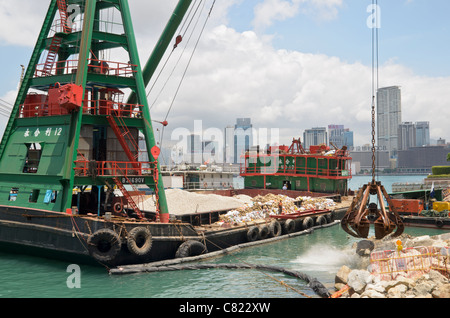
[23, 143, 42, 173]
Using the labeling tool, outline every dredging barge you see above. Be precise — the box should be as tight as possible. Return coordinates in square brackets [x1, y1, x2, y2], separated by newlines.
[389, 187, 450, 230]
[0, 0, 350, 267]
[240, 139, 352, 196]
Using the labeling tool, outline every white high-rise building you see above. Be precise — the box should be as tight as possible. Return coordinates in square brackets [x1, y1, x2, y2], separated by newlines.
[377, 86, 402, 156]
[234, 118, 253, 164]
[328, 124, 354, 149]
[224, 125, 235, 163]
[415, 121, 430, 147]
[303, 127, 327, 150]
[223, 119, 253, 164]
[398, 122, 416, 150]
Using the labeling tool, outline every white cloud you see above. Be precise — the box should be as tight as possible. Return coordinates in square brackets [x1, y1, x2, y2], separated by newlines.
[0, 0, 49, 46]
[252, 0, 344, 31]
[0, 0, 449, 148]
[150, 21, 450, 147]
[302, 0, 344, 21]
[252, 0, 301, 30]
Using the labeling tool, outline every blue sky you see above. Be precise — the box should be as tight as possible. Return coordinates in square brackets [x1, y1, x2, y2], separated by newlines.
[229, 0, 450, 77]
[0, 0, 449, 146]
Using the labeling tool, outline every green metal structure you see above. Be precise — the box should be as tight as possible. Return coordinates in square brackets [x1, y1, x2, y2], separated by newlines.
[0, 0, 192, 222]
[240, 141, 352, 196]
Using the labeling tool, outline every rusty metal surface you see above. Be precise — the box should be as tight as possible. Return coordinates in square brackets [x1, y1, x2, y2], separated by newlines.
[341, 181, 404, 239]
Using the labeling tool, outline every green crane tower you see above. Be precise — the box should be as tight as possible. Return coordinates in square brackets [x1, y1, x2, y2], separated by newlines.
[0, 0, 192, 222]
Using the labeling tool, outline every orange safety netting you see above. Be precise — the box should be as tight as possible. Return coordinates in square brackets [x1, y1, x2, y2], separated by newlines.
[370, 246, 450, 281]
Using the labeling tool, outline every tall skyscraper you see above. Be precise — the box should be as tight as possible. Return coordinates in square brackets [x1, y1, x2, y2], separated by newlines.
[234, 118, 253, 164]
[398, 121, 431, 150]
[186, 134, 202, 164]
[377, 86, 402, 156]
[343, 130, 354, 149]
[328, 124, 354, 149]
[415, 121, 430, 147]
[224, 125, 235, 163]
[328, 125, 345, 148]
[398, 122, 416, 150]
[303, 127, 327, 150]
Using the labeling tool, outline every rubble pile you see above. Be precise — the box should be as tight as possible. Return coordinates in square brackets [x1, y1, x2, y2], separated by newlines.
[335, 267, 450, 298]
[219, 209, 268, 224]
[334, 234, 450, 298]
[296, 196, 336, 211]
[219, 194, 336, 225]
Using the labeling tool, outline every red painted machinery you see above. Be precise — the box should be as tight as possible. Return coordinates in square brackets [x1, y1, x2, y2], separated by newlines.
[58, 83, 84, 112]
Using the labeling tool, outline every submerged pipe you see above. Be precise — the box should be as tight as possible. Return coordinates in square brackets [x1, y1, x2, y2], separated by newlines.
[109, 222, 343, 298]
[127, 0, 193, 105]
[110, 263, 331, 298]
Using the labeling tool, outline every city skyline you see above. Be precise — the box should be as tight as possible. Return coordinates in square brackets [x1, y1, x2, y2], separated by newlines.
[163, 110, 440, 151]
[154, 113, 446, 172]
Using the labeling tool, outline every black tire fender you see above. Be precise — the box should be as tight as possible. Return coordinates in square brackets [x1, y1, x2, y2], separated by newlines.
[302, 217, 314, 230]
[315, 215, 327, 226]
[247, 226, 259, 242]
[88, 229, 122, 262]
[283, 219, 296, 234]
[175, 240, 208, 258]
[258, 225, 270, 240]
[127, 227, 152, 256]
[326, 212, 335, 223]
[269, 220, 282, 237]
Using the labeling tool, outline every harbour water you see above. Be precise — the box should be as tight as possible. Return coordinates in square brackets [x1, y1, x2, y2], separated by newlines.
[0, 175, 446, 299]
[348, 174, 429, 194]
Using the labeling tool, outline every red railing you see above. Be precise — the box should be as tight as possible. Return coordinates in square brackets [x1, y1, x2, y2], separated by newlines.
[240, 164, 351, 177]
[83, 100, 143, 118]
[20, 100, 143, 118]
[74, 161, 156, 177]
[20, 102, 49, 117]
[34, 59, 137, 78]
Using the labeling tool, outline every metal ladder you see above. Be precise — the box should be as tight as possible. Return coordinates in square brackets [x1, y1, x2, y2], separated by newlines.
[42, 36, 63, 76]
[106, 114, 141, 170]
[112, 177, 144, 219]
[41, 0, 71, 76]
[56, 0, 72, 33]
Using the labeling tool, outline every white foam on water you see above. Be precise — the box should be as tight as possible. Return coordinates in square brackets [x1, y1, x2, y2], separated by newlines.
[291, 244, 358, 273]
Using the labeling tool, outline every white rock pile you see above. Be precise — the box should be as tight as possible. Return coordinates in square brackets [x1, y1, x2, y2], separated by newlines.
[334, 233, 450, 298]
[139, 189, 252, 215]
[335, 266, 450, 298]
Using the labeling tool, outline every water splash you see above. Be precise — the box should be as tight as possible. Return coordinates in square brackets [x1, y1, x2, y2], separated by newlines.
[291, 244, 358, 273]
